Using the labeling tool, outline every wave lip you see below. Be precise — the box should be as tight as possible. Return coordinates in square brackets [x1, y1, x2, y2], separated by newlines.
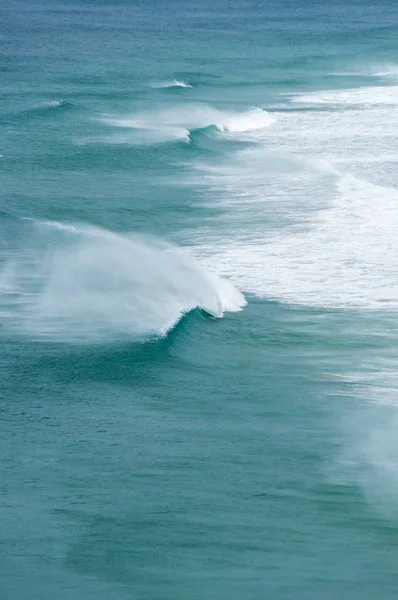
[0, 221, 245, 343]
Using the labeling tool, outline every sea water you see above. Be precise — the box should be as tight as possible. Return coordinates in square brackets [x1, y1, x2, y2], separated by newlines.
[2, 0, 398, 598]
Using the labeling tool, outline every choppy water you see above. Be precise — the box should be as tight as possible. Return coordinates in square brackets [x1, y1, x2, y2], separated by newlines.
[2, 1, 398, 598]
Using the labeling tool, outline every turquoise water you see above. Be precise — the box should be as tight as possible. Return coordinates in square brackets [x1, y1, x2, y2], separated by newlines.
[2, 1, 398, 597]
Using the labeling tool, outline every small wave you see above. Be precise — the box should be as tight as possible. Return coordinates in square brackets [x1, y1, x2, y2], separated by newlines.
[0, 220, 245, 343]
[153, 80, 193, 89]
[100, 105, 273, 145]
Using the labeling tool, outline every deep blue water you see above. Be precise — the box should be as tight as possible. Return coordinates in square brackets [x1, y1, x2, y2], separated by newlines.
[2, 1, 398, 598]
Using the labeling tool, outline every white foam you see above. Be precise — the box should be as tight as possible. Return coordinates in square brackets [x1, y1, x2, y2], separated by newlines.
[0, 222, 245, 343]
[186, 97, 398, 309]
[192, 171, 398, 309]
[183, 82, 398, 312]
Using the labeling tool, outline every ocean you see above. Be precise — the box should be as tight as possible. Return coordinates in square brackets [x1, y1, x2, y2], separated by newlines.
[2, 0, 398, 597]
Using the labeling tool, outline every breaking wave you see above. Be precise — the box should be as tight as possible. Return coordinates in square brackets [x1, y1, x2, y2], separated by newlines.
[100, 105, 273, 144]
[0, 220, 245, 343]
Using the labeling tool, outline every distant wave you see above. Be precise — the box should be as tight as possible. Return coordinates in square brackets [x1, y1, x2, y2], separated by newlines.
[152, 79, 193, 89]
[0, 220, 245, 343]
[100, 105, 273, 145]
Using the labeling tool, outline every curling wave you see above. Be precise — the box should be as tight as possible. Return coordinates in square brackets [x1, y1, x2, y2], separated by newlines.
[0, 220, 245, 343]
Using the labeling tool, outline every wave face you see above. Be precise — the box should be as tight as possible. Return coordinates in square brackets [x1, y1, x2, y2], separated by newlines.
[0, 221, 245, 343]
[100, 105, 273, 144]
